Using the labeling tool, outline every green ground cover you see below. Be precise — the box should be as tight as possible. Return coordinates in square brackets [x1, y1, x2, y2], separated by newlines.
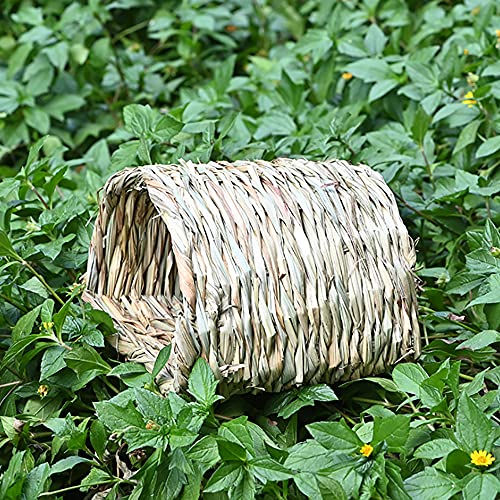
[0, 0, 499, 498]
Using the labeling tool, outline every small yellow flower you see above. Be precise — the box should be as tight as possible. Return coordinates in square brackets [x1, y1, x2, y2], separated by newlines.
[37, 385, 49, 398]
[25, 220, 40, 233]
[463, 48, 469, 55]
[69, 282, 83, 295]
[496, 29, 500, 38]
[41, 321, 54, 331]
[462, 91, 477, 108]
[360, 443, 374, 457]
[466, 73, 479, 86]
[342, 72, 353, 81]
[470, 450, 495, 467]
[471, 7, 480, 15]
[145, 420, 158, 430]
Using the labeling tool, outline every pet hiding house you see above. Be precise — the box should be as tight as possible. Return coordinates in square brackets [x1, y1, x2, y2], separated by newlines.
[83, 158, 420, 395]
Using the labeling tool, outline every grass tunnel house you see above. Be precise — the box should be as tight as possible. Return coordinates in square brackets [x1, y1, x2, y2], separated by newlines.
[83, 159, 420, 395]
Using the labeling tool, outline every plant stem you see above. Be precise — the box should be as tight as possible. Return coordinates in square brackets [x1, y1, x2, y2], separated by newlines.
[28, 181, 49, 209]
[39, 480, 119, 497]
[0, 381, 21, 389]
[0, 292, 28, 313]
[20, 258, 65, 305]
[394, 193, 447, 230]
[352, 397, 395, 407]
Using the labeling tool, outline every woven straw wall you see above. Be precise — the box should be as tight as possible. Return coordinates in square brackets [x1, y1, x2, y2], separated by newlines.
[84, 159, 420, 395]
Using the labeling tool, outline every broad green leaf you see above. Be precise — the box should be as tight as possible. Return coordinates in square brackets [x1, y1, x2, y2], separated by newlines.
[134, 388, 172, 425]
[43, 95, 86, 120]
[40, 346, 66, 380]
[284, 440, 339, 472]
[462, 473, 500, 500]
[0, 229, 18, 258]
[187, 435, 220, 469]
[69, 43, 89, 65]
[108, 362, 151, 387]
[11, 6, 43, 25]
[90, 420, 107, 460]
[12, 304, 42, 340]
[124, 104, 154, 136]
[219, 417, 254, 457]
[187, 358, 220, 408]
[476, 136, 500, 158]
[414, 439, 458, 459]
[406, 61, 437, 89]
[217, 438, 247, 462]
[277, 384, 338, 418]
[22, 463, 50, 499]
[250, 457, 292, 482]
[467, 274, 500, 307]
[362, 377, 400, 392]
[94, 400, 144, 431]
[50, 456, 91, 475]
[404, 467, 461, 500]
[254, 111, 296, 140]
[364, 24, 387, 55]
[204, 463, 242, 493]
[295, 29, 333, 63]
[231, 470, 256, 500]
[447, 272, 484, 295]
[411, 107, 431, 145]
[64, 344, 110, 385]
[80, 468, 115, 491]
[213, 55, 236, 95]
[2, 334, 55, 367]
[392, 363, 428, 395]
[108, 362, 147, 377]
[455, 393, 496, 452]
[345, 58, 393, 82]
[24, 107, 50, 134]
[110, 140, 140, 170]
[372, 415, 410, 450]
[453, 119, 480, 155]
[152, 344, 172, 379]
[19, 276, 49, 298]
[386, 461, 412, 500]
[153, 115, 183, 141]
[44, 41, 69, 70]
[292, 471, 323, 499]
[369, 79, 399, 102]
[457, 330, 500, 350]
[0, 450, 26, 498]
[483, 61, 500, 76]
[307, 419, 361, 452]
[317, 475, 348, 500]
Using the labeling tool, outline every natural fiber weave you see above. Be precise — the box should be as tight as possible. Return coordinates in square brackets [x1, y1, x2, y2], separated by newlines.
[83, 158, 420, 395]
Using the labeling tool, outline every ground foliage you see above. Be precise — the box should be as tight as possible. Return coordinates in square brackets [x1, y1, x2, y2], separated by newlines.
[0, 0, 499, 498]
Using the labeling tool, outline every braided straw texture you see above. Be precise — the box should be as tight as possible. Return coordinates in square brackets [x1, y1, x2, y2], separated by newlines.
[83, 158, 420, 395]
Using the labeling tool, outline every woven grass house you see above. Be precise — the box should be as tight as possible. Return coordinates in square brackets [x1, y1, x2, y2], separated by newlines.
[83, 158, 420, 395]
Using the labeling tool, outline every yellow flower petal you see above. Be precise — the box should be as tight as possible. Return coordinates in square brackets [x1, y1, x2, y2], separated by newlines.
[37, 385, 49, 398]
[470, 450, 496, 467]
[360, 443, 373, 457]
